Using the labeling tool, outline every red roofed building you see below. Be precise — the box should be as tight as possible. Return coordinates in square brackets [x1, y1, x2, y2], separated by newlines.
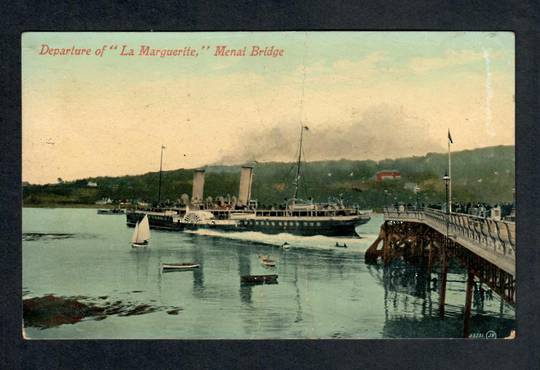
[375, 170, 401, 182]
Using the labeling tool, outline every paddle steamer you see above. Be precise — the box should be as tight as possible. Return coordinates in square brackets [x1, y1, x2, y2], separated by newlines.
[126, 127, 371, 236]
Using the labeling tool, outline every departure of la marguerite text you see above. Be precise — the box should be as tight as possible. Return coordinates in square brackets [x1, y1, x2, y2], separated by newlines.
[38, 44, 285, 58]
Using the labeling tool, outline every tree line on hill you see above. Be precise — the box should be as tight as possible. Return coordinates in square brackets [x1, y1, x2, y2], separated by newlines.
[23, 145, 515, 209]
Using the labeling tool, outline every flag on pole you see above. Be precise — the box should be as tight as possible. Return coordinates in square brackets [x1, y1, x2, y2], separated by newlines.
[162, 145, 166, 149]
[303, 126, 309, 131]
[448, 130, 453, 144]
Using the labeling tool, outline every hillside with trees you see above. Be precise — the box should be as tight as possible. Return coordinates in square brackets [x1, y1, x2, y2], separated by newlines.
[23, 145, 515, 208]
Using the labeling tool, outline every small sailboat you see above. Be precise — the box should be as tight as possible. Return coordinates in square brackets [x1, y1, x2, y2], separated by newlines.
[131, 215, 150, 248]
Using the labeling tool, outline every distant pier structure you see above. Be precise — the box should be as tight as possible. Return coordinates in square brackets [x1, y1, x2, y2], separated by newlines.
[366, 207, 516, 338]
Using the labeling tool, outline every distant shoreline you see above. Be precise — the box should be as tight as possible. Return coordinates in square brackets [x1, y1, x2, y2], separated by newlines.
[23, 204, 117, 209]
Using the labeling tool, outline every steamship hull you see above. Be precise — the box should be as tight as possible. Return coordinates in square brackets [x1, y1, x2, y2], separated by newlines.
[126, 210, 242, 232]
[233, 215, 369, 236]
[126, 210, 370, 236]
[126, 211, 184, 231]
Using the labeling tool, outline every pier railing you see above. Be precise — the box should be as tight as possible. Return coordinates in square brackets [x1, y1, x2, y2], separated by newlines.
[383, 207, 516, 276]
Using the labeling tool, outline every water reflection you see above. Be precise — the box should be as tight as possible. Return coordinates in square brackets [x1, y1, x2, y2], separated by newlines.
[377, 261, 452, 337]
[470, 282, 498, 315]
[238, 247, 252, 304]
[293, 260, 303, 324]
[370, 258, 515, 338]
[384, 260, 430, 299]
[130, 248, 150, 282]
[191, 243, 205, 295]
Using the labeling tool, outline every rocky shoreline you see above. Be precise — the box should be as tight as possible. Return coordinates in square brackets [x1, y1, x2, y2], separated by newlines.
[23, 295, 182, 329]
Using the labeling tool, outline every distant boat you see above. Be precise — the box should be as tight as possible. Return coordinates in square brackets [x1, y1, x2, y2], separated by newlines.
[97, 208, 125, 215]
[131, 215, 150, 248]
[98, 208, 125, 215]
[259, 255, 277, 267]
[281, 242, 291, 250]
[335, 242, 347, 248]
[161, 262, 200, 271]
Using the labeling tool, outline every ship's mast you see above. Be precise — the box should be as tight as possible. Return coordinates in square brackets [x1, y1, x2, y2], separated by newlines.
[157, 145, 165, 206]
[293, 125, 304, 202]
[294, 33, 308, 205]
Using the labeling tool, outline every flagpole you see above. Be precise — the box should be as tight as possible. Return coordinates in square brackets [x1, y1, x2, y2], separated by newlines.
[448, 133, 452, 213]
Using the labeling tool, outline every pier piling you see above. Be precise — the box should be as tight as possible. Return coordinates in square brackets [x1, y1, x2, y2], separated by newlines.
[367, 207, 516, 337]
[439, 248, 448, 319]
[463, 270, 474, 338]
[428, 239, 433, 274]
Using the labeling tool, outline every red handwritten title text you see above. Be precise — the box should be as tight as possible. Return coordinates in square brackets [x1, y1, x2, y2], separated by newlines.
[38, 44, 286, 59]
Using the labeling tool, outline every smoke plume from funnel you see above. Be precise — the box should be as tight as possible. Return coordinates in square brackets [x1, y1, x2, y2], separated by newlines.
[216, 104, 444, 164]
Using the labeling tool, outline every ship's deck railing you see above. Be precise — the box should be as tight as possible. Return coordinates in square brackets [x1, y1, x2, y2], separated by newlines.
[383, 207, 516, 276]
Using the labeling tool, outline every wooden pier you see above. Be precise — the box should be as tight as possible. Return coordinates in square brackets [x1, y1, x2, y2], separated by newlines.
[365, 207, 516, 338]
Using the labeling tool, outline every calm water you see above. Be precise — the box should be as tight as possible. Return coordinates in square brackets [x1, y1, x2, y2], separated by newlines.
[22, 208, 515, 339]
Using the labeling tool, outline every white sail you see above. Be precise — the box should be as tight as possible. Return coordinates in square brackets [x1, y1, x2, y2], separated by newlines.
[138, 215, 151, 242]
[131, 222, 140, 243]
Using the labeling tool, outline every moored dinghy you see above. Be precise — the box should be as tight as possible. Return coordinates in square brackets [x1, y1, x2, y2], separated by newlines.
[161, 262, 200, 271]
[131, 215, 151, 248]
[241, 274, 278, 284]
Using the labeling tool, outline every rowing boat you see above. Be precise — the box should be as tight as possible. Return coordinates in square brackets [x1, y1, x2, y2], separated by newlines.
[161, 263, 200, 271]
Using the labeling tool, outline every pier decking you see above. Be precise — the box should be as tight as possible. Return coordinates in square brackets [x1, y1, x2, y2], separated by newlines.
[383, 208, 515, 277]
[366, 207, 516, 337]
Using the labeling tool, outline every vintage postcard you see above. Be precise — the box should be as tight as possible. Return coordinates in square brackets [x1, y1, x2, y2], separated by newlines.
[22, 32, 515, 339]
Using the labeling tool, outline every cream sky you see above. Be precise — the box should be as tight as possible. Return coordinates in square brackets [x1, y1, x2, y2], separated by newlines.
[22, 32, 514, 184]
